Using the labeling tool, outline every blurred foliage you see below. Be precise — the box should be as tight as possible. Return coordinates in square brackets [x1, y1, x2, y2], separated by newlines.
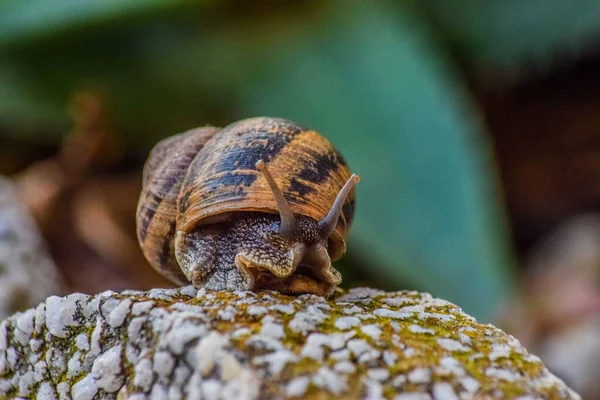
[234, 2, 516, 319]
[422, 1, 600, 83]
[1, 0, 598, 319]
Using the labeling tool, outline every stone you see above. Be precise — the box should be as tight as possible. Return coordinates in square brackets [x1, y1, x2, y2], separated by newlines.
[334, 316, 361, 330]
[0, 287, 580, 399]
[91, 345, 123, 392]
[0, 178, 63, 321]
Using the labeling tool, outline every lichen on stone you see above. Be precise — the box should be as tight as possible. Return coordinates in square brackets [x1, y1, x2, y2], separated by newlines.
[0, 287, 580, 399]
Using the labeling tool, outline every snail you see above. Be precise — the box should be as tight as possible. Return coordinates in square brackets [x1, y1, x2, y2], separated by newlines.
[136, 117, 359, 297]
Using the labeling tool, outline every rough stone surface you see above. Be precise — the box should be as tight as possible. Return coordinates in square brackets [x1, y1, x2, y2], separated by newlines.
[0, 178, 63, 320]
[0, 287, 580, 399]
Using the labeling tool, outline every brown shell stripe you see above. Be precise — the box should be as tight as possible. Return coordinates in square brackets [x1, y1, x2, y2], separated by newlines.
[177, 120, 355, 242]
[136, 127, 220, 283]
[265, 129, 355, 234]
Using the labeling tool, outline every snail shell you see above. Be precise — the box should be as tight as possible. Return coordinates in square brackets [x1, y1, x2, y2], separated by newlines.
[136, 117, 357, 296]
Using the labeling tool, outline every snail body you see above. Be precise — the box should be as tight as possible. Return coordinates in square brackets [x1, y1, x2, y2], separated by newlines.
[136, 117, 358, 296]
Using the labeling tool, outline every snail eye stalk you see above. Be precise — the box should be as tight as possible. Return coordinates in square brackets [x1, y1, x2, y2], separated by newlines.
[256, 160, 298, 238]
[318, 174, 360, 240]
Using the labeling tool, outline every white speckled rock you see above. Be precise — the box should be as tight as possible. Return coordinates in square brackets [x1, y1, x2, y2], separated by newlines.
[0, 178, 63, 320]
[0, 287, 580, 399]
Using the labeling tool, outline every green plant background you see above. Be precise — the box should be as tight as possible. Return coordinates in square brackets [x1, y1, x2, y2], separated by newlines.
[2, 0, 599, 320]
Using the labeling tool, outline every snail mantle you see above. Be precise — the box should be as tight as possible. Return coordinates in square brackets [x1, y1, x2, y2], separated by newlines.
[0, 287, 579, 400]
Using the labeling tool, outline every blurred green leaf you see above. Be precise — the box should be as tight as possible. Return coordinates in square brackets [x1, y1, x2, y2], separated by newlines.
[233, 1, 517, 320]
[0, 0, 200, 48]
[422, 1, 600, 79]
[0, 7, 219, 143]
